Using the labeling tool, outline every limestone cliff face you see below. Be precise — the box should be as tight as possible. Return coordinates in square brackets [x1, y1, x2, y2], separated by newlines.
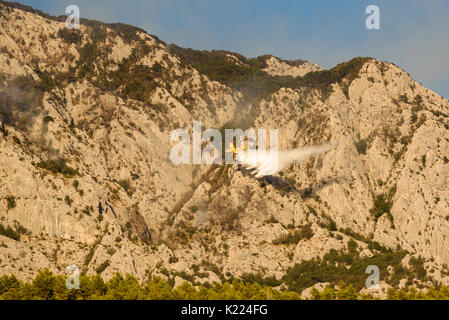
[261, 55, 323, 77]
[0, 2, 448, 293]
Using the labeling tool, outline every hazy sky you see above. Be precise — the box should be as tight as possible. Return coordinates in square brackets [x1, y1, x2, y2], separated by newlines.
[16, 0, 449, 98]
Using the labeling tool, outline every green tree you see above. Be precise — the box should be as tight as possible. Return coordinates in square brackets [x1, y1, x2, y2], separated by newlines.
[31, 269, 56, 300]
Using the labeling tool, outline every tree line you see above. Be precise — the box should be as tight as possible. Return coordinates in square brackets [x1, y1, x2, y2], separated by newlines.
[0, 270, 448, 300]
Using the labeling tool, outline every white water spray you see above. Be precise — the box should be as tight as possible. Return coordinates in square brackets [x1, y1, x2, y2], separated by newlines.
[236, 143, 336, 178]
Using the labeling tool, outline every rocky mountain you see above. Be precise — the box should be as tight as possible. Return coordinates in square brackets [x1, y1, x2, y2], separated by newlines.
[0, 1, 448, 297]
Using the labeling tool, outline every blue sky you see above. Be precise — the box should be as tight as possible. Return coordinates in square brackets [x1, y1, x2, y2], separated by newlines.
[17, 0, 449, 98]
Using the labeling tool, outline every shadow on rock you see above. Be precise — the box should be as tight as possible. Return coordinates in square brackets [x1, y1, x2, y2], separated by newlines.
[298, 176, 350, 199]
[237, 166, 298, 193]
[237, 165, 348, 196]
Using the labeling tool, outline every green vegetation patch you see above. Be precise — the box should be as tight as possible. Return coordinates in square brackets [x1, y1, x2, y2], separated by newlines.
[57, 28, 83, 44]
[168, 44, 371, 103]
[0, 224, 20, 241]
[355, 139, 368, 155]
[282, 240, 425, 294]
[0, 266, 439, 300]
[95, 260, 111, 274]
[117, 179, 133, 196]
[5, 196, 16, 210]
[36, 158, 79, 177]
[0, 222, 29, 241]
[0, 270, 300, 300]
[371, 185, 396, 223]
[272, 223, 314, 245]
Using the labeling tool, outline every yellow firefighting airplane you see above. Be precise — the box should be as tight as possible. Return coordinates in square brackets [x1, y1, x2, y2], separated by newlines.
[225, 141, 336, 178]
